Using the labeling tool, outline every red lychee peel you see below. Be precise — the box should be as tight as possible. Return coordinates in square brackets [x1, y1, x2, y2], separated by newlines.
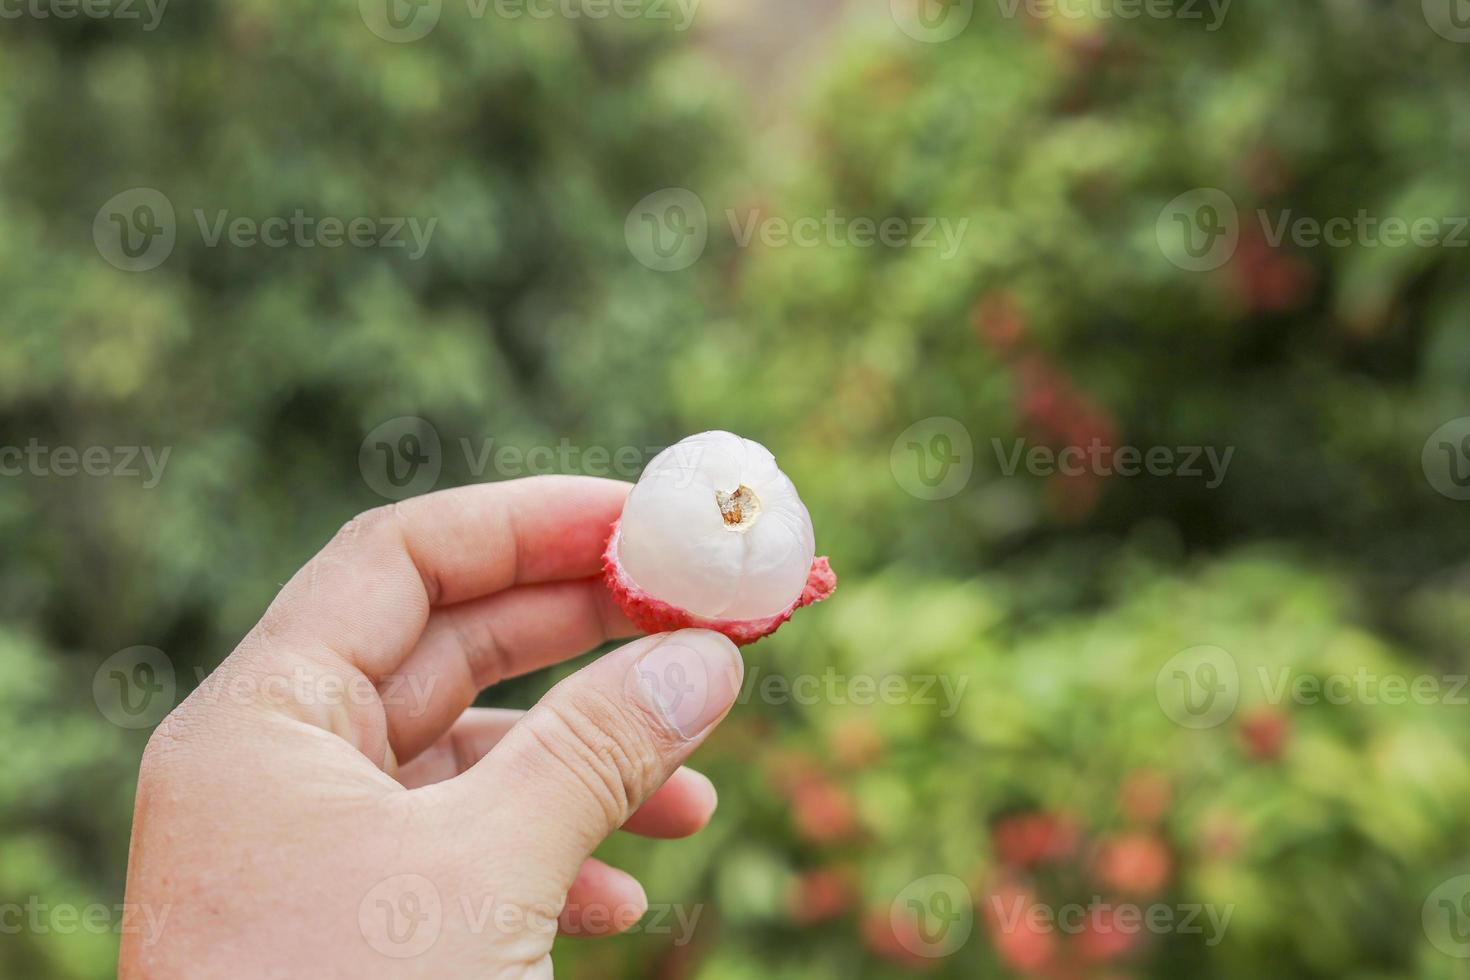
[602, 520, 836, 646]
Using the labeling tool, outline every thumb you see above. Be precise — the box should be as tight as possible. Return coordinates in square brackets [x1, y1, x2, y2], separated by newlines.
[462, 628, 744, 886]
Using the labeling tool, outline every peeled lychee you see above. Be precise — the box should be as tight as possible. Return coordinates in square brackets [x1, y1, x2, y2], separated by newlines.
[603, 431, 836, 645]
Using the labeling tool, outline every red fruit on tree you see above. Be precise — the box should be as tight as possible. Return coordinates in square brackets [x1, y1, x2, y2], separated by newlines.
[983, 882, 1058, 974]
[1092, 833, 1172, 897]
[828, 717, 885, 769]
[792, 775, 860, 845]
[788, 867, 856, 925]
[992, 811, 1082, 867]
[1238, 706, 1291, 762]
[860, 908, 941, 970]
[1118, 770, 1172, 826]
[1074, 905, 1139, 964]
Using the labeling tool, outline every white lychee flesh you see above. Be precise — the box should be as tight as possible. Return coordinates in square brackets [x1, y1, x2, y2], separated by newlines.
[616, 431, 817, 621]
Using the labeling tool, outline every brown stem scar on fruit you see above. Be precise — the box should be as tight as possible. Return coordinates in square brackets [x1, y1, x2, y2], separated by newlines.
[716, 485, 760, 529]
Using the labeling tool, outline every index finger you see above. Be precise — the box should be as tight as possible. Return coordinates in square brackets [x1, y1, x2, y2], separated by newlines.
[252, 475, 631, 681]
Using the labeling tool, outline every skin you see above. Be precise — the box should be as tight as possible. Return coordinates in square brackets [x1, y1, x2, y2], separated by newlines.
[119, 476, 745, 978]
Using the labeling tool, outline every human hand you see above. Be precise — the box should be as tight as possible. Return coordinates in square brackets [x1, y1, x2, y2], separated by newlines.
[119, 477, 744, 978]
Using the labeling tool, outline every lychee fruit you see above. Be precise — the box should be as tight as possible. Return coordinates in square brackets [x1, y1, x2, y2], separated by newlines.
[1118, 769, 1172, 825]
[1092, 832, 1173, 897]
[1237, 706, 1290, 762]
[603, 430, 836, 645]
[787, 866, 857, 925]
[991, 810, 1081, 867]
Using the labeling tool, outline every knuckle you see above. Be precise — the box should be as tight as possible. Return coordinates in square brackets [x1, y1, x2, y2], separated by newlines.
[333, 504, 397, 546]
[138, 722, 175, 775]
[326, 502, 441, 604]
[532, 691, 665, 828]
[137, 707, 195, 782]
[491, 954, 553, 980]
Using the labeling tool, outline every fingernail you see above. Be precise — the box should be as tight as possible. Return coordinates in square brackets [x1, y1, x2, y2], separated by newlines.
[632, 630, 743, 740]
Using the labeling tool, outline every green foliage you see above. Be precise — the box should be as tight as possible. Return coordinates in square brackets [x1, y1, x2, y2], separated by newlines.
[710, 2, 1470, 584]
[4, 1, 1470, 978]
[586, 550, 1470, 978]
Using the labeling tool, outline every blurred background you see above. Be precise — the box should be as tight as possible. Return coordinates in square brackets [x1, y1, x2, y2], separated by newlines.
[6, 0, 1470, 976]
